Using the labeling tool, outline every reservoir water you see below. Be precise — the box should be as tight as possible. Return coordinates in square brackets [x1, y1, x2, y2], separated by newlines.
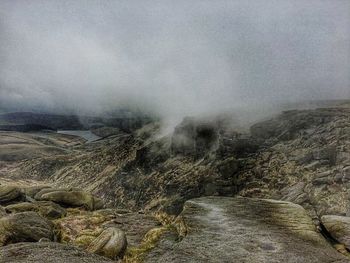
[57, 130, 101, 142]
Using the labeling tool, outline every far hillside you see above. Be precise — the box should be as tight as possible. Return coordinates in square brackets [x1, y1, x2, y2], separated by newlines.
[0, 111, 153, 132]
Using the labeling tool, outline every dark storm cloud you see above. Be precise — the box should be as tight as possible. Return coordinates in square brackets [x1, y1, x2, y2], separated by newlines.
[0, 0, 349, 123]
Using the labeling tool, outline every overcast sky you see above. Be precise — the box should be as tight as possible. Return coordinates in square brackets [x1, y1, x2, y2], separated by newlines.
[0, 0, 349, 122]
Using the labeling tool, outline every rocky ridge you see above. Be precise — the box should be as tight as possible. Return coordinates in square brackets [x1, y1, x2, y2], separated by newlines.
[0, 103, 350, 262]
[0, 184, 162, 262]
[238, 107, 350, 218]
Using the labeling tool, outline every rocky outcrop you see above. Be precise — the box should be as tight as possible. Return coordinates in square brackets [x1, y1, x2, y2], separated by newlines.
[145, 196, 349, 263]
[239, 107, 350, 218]
[35, 188, 104, 211]
[54, 208, 158, 250]
[322, 215, 350, 250]
[4, 107, 346, 218]
[250, 108, 349, 141]
[54, 209, 115, 248]
[0, 211, 54, 245]
[22, 186, 51, 199]
[0, 242, 114, 263]
[1, 105, 349, 262]
[0, 185, 21, 204]
[5, 201, 66, 219]
[8, 119, 255, 214]
[0, 184, 158, 261]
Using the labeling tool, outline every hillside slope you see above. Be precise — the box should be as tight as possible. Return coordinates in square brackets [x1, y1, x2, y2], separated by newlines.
[1, 105, 350, 262]
[239, 107, 350, 219]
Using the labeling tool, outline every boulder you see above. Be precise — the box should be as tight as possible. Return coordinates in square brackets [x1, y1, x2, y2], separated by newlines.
[54, 211, 108, 247]
[145, 197, 349, 263]
[0, 242, 114, 263]
[0, 211, 54, 245]
[55, 208, 158, 250]
[87, 227, 127, 260]
[35, 189, 103, 211]
[21, 186, 52, 199]
[280, 182, 308, 204]
[5, 201, 66, 219]
[0, 185, 21, 204]
[34, 188, 78, 200]
[322, 215, 350, 249]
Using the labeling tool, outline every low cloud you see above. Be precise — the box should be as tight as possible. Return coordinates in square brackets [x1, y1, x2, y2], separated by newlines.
[0, 0, 349, 125]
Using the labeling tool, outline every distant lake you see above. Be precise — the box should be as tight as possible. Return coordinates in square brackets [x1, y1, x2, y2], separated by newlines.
[57, 130, 101, 142]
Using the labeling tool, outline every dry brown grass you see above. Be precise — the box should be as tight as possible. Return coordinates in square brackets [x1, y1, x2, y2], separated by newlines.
[123, 226, 169, 263]
[123, 211, 188, 263]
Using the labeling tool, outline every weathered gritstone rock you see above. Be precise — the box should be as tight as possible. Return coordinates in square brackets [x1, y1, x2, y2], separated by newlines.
[2, 106, 348, 217]
[0, 206, 6, 217]
[9, 134, 143, 207]
[21, 185, 52, 199]
[145, 197, 349, 263]
[0, 185, 21, 204]
[0, 242, 114, 263]
[34, 188, 78, 199]
[5, 201, 66, 219]
[54, 208, 159, 251]
[54, 209, 111, 248]
[0, 211, 54, 245]
[35, 189, 104, 211]
[322, 215, 350, 250]
[239, 107, 350, 217]
[8, 118, 254, 214]
[87, 227, 127, 260]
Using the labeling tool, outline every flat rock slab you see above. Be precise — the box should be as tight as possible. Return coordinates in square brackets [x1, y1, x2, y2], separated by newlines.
[145, 196, 349, 263]
[0, 242, 114, 263]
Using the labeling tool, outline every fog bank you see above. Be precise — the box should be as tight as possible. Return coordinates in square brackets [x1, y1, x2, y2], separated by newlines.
[0, 0, 349, 125]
